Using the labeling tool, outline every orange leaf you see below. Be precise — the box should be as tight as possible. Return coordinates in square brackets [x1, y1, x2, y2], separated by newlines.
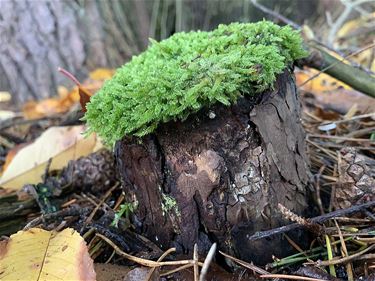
[89, 68, 115, 80]
[296, 68, 351, 92]
[58, 67, 94, 113]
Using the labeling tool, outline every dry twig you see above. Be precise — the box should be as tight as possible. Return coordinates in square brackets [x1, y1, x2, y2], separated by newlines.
[199, 243, 216, 281]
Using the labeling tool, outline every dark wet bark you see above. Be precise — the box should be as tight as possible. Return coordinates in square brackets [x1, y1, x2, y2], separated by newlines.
[115, 69, 310, 264]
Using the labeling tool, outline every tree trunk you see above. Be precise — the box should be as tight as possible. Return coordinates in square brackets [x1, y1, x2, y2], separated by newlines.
[115, 69, 309, 264]
[0, 0, 143, 104]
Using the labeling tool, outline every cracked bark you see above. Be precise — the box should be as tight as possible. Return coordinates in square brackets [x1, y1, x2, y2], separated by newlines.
[0, 0, 144, 104]
[116, 69, 309, 264]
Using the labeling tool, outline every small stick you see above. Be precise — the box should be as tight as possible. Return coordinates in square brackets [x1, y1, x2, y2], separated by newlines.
[199, 243, 216, 281]
[96, 233, 203, 267]
[219, 251, 270, 275]
[23, 206, 92, 230]
[160, 264, 194, 277]
[193, 244, 199, 281]
[315, 165, 326, 215]
[335, 219, 354, 281]
[58, 67, 82, 86]
[308, 244, 375, 266]
[247, 201, 375, 241]
[260, 274, 327, 281]
[249, 0, 300, 29]
[42, 158, 53, 184]
[145, 247, 176, 281]
[85, 183, 119, 224]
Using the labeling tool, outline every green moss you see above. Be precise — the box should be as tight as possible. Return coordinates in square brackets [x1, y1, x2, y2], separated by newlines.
[161, 193, 180, 217]
[85, 21, 307, 145]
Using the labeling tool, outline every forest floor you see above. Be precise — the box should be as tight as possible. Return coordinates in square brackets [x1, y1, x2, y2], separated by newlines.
[0, 64, 374, 281]
[1, 10, 375, 280]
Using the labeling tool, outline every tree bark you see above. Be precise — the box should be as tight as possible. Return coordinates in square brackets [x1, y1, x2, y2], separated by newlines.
[115, 69, 309, 264]
[0, 0, 144, 104]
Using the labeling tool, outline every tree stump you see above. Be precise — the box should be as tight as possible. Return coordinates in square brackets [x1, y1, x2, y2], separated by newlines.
[115, 69, 309, 264]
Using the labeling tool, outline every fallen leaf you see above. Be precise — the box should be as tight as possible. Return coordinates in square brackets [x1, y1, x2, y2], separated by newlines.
[78, 87, 93, 113]
[0, 110, 17, 121]
[296, 68, 351, 93]
[23, 96, 75, 119]
[22, 67, 113, 119]
[0, 228, 96, 281]
[337, 12, 375, 40]
[0, 91, 11, 102]
[58, 67, 94, 113]
[0, 125, 103, 190]
[89, 68, 115, 81]
[310, 88, 375, 115]
[2, 142, 29, 173]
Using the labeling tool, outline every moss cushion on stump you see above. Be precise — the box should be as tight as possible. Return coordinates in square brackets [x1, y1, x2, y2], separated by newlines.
[84, 21, 307, 144]
[85, 21, 310, 264]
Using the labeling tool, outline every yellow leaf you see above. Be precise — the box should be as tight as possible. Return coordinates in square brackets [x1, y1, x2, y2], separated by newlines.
[0, 125, 103, 190]
[89, 68, 115, 81]
[23, 97, 74, 119]
[337, 12, 375, 39]
[22, 87, 80, 120]
[296, 68, 351, 92]
[0, 91, 11, 102]
[0, 228, 96, 281]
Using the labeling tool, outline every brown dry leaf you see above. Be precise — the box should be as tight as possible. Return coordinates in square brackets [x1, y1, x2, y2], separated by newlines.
[22, 88, 79, 120]
[78, 86, 93, 113]
[78, 68, 114, 112]
[23, 86, 78, 119]
[314, 107, 341, 121]
[23, 68, 114, 119]
[58, 68, 114, 113]
[0, 228, 96, 281]
[311, 88, 375, 114]
[0, 125, 103, 190]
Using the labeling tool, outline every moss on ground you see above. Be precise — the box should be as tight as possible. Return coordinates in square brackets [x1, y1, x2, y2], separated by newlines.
[85, 21, 307, 145]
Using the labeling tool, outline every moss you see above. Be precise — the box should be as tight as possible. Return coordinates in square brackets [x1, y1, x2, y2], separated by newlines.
[85, 21, 307, 145]
[161, 193, 181, 217]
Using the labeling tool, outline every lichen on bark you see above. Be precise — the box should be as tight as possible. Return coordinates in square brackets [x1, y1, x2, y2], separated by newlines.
[85, 21, 307, 144]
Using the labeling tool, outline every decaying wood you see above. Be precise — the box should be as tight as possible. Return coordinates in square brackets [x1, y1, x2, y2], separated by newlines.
[115, 69, 310, 264]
